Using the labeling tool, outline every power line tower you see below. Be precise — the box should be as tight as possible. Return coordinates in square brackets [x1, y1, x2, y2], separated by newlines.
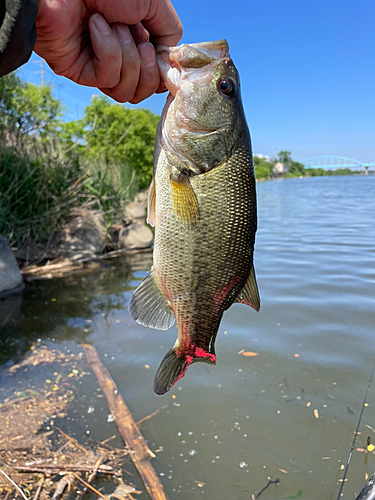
[32, 57, 45, 85]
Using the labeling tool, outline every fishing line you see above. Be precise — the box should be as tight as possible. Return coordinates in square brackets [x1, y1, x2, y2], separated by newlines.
[336, 359, 375, 500]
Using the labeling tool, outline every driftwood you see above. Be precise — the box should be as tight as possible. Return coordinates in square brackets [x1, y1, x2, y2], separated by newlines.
[0, 469, 28, 500]
[72, 472, 111, 500]
[77, 456, 103, 500]
[13, 464, 117, 474]
[136, 405, 168, 426]
[21, 247, 152, 278]
[83, 344, 169, 500]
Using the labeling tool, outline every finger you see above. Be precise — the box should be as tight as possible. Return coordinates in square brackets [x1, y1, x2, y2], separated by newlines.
[130, 23, 149, 45]
[129, 42, 160, 104]
[87, 0, 183, 47]
[156, 80, 168, 93]
[79, 14, 122, 88]
[100, 23, 141, 103]
[143, 0, 183, 46]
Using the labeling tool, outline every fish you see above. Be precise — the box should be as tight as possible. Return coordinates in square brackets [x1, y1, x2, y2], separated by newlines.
[129, 39, 260, 395]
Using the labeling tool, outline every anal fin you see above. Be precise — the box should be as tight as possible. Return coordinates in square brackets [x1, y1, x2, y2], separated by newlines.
[235, 265, 261, 312]
[129, 270, 175, 330]
[170, 171, 199, 227]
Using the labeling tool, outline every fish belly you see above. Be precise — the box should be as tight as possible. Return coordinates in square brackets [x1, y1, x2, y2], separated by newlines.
[153, 141, 256, 353]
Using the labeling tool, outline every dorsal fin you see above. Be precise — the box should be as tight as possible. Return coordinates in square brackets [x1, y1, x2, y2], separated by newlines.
[129, 270, 175, 330]
[234, 265, 260, 312]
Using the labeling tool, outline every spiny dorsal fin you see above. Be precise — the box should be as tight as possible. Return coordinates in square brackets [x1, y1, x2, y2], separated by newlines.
[147, 177, 156, 227]
[235, 265, 261, 312]
[129, 270, 175, 330]
[170, 171, 199, 227]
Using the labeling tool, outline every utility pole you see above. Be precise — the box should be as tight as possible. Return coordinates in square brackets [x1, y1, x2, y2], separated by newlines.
[40, 58, 45, 85]
[32, 57, 45, 85]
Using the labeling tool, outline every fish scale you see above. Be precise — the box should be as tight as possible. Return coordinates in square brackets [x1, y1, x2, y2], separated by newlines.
[129, 40, 260, 395]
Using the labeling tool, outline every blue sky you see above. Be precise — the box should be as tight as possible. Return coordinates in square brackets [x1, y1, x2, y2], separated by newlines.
[18, 0, 375, 163]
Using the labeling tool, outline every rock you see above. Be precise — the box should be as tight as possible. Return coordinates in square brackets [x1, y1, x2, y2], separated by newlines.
[59, 209, 106, 260]
[0, 236, 24, 296]
[118, 222, 153, 249]
[136, 190, 149, 203]
[125, 201, 146, 220]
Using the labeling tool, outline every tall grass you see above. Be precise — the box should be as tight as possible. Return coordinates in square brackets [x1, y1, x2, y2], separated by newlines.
[0, 132, 139, 247]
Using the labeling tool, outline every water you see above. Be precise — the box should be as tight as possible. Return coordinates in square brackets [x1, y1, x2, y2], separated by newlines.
[1, 175, 375, 499]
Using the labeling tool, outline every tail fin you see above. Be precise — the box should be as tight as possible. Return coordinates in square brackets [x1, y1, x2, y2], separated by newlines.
[153, 347, 216, 395]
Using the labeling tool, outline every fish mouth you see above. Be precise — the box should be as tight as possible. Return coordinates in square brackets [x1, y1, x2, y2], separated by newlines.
[156, 39, 229, 97]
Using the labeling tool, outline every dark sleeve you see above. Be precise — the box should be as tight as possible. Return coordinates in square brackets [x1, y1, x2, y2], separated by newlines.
[0, 0, 38, 78]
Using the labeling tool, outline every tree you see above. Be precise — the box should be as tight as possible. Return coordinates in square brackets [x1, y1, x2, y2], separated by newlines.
[73, 97, 159, 189]
[288, 160, 305, 177]
[254, 156, 272, 179]
[0, 73, 62, 140]
[277, 150, 292, 164]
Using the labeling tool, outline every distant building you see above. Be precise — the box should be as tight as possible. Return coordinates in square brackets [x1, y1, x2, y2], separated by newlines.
[272, 162, 289, 175]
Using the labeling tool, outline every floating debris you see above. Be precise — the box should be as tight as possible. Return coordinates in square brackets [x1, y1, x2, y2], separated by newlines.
[238, 351, 258, 357]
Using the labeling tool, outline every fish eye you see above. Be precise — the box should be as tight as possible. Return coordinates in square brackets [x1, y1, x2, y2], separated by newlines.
[218, 78, 235, 97]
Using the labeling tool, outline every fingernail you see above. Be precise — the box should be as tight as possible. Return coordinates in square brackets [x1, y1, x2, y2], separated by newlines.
[140, 43, 156, 69]
[112, 24, 132, 44]
[92, 14, 110, 36]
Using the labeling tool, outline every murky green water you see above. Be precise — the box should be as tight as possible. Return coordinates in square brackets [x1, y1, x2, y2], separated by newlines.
[1, 175, 375, 499]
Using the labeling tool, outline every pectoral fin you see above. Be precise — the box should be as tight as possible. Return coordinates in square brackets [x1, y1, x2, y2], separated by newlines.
[129, 270, 175, 330]
[170, 171, 199, 227]
[147, 177, 156, 227]
[235, 265, 261, 312]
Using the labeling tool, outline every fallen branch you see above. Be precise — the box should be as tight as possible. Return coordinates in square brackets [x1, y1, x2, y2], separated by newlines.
[55, 427, 90, 455]
[83, 344, 169, 500]
[52, 473, 75, 500]
[72, 472, 111, 500]
[255, 478, 280, 499]
[0, 468, 28, 500]
[136, 405, 168, 426]
[33, 475, 45, 500]
[77, 455, 103, 500]
[14, 464, 116, 474]
[22, 247, 152, 278]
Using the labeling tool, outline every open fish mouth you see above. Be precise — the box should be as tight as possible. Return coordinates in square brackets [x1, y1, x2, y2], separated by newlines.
[156, 39, 230, 97]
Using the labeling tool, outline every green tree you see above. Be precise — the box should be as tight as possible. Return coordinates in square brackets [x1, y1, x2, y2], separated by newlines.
[0, 73, 62, 140]
[254, 156, 272, 179]
[277, 150, 292, 164]
[288, 160, 305, 177]
[73, 97, 159, 189]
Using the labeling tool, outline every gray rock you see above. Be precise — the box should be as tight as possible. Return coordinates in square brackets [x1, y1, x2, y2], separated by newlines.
[125, 201, 146, 220]
[136, 190, 149, 202]
[118, 222, 153, 249]
[60, 209, 106, 260]
[0, 236, 24, 295]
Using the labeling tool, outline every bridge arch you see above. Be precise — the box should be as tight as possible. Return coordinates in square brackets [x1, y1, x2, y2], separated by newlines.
[302, 156, 375, 169]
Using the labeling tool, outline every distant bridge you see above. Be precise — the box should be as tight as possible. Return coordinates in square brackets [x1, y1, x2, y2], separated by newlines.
[302, 156, 375, 174]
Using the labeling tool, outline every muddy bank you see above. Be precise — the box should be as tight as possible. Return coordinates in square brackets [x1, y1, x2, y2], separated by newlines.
[0, 199, 153, 296]
[0, 343, 169, 500]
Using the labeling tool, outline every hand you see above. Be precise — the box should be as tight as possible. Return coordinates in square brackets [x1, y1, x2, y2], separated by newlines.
[33, 0, 182, 103]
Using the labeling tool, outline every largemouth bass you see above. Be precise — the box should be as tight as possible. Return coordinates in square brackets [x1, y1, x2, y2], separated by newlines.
[129, 39, 260, 395]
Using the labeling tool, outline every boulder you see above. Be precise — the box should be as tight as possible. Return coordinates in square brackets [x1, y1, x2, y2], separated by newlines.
[136, 190, 149, 203]
[0, 236, 24, 295]
[59, 209, 106, 260]
[125, 201, 146, 220]
[118, 222, 153, 249]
